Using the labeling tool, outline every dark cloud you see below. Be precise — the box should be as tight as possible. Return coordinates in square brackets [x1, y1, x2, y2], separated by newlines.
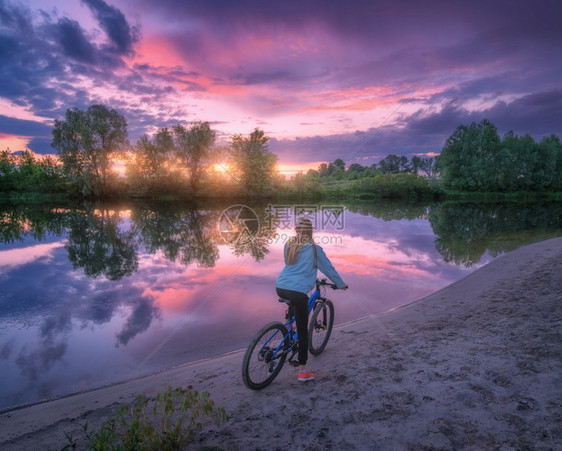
[484, 90, 562, 136]
[271, 125, 443, 166]
[272, 88, 562, 165]
[55, 17, 97, 63]
[1, 0, 561, 163]
[0, 0, 138, 125]
[0, 0, 33, 34]
[0, 115, 52, 153]
[405, 90, 562, 141]
[0, 115, 51, 136]
[26, 136, 52, 154]
[231, 70, 295, 86]
[81, 0, 139, 54]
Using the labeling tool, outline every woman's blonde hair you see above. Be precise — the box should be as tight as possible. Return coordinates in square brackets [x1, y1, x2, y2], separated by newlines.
[286, 217, 314, 265]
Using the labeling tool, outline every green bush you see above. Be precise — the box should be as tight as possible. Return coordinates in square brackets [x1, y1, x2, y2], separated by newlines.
[352, 173, 433, 200]
[63, 387, 228, 450]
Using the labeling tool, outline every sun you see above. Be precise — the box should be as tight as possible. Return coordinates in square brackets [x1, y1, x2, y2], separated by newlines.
[213, 162, 230, 173]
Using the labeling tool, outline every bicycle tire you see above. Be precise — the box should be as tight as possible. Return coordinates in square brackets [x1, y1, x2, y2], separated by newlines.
[242, 321, 289, 390]
[308, 300, 334, 355]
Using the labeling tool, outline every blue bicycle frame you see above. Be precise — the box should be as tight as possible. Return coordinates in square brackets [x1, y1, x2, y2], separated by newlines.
[242, 278, 338, 389]
[266, 279, 334, 362]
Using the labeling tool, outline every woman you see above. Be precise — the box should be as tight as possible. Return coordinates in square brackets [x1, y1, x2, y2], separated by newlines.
[276, 217, 347, 382]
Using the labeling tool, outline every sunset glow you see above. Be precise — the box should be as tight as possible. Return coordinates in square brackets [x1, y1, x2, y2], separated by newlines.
[0, 134, 29, 152]
[212, 162, 231, 174]
[1, 0, 560, 171]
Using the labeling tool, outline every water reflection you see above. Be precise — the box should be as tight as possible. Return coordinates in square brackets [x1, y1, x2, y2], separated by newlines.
[132, 206, 220, 268]
[66, 207, 138, 280]
[0, 203, 67, 243]
[428, 201, 562, 266]
[0, 199, 561, 409]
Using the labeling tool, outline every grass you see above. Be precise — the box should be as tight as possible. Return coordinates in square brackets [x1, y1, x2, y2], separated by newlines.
[62, 386, 229, 450]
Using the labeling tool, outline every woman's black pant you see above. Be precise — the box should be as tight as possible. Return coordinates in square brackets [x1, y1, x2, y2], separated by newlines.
[276, 287, 309, 365]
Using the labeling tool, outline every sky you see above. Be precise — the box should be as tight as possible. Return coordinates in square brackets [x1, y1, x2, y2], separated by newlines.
[1, 0, 561, 174]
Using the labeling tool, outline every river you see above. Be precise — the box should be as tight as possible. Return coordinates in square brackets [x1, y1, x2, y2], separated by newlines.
[0, 199, 560, 409]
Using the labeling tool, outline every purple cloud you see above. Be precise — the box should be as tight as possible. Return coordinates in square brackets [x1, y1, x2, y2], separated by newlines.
[81, 0, 139, 55]
[0, 0, 560, 163]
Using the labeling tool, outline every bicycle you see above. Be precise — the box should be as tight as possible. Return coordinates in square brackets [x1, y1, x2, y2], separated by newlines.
[242, 279, 339, 390]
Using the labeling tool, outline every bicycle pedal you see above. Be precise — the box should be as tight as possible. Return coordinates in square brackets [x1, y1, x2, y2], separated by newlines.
[288, 359, 299, 367]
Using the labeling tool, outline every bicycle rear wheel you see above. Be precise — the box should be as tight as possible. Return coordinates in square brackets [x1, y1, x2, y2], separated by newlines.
[308, 300, 334, 355]
[242, 321, 289, 390]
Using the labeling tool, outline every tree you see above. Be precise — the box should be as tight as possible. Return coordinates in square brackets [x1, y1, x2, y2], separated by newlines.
[439, 124, 467, 189]
[348, 163, 365, 173]
[534, 135, 560, 189]
[411, 155, 421, 175]
[127, 127, 177, 195]
[440, 119, 500, 190]
[412, 155, 437, 177]
[305, 169, 320, 182]
[0, 150, 17, 191]
[136, 128, 174, 178]
[37, 155, 67, 191]
[0, 149, 67, 193]
[333, 159, 346, 171]
[318, 163, 330, 177]
[547, 134, 562, 189]
[378, 154, 410, 173]
[292, 171, 307, 196]
[230, 128, 278, 197]
[173, 121, 216, 195]
[52, 104, 128, 196]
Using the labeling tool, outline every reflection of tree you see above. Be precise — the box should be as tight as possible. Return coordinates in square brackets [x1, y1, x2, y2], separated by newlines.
[230, 231, 271, 262]
[217, 204, 272, 262]
[66, 206, 138, 280]
[429, 201, 562, 267]
[0, 202, 70, 243]
[345, 200, 429, 221]
[131, 204, 220, 268]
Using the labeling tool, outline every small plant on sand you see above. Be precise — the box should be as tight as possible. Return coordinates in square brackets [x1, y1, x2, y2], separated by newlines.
[62, 386, 228, 450]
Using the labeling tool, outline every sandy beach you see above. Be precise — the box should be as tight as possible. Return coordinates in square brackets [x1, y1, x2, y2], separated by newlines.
[0, 237, 561, 450]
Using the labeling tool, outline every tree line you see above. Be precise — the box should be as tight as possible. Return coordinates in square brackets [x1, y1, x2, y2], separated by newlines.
[440, 119, 562, 192]
[0, 105, 560, 199]
[0, 104, 277, 199]
[301, 154, 439, 182]
[49, 104, 279, 198]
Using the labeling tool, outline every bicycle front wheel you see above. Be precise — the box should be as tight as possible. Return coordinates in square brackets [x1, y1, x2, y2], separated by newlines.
[308, 300, 334, 355]
[242, 321, 289, 390]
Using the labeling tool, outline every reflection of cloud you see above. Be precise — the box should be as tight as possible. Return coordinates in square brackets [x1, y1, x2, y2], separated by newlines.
[15, 342, 68, 381]
[332, 253, 394, 277]
[14, 313, 71, 381]
[78, 292, 118, 325]
[0, 242, 64, 268]
[1, 340, 14, 359]
[116, 298, 160, 346]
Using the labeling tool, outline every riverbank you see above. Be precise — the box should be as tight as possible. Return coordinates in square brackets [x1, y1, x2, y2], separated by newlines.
[0, 237, 561, 449]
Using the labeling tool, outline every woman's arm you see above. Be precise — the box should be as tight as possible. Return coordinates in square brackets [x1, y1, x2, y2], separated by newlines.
[316, 245, 346, 288]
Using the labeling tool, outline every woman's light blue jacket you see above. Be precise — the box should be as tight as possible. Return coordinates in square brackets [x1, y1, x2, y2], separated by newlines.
[276, 243, 346, 294]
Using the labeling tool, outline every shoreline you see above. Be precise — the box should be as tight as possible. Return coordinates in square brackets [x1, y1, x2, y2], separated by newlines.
[1, 237, 561, 449]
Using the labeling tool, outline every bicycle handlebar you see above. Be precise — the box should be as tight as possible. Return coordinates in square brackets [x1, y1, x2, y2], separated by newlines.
[316, 278, 342, 290]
